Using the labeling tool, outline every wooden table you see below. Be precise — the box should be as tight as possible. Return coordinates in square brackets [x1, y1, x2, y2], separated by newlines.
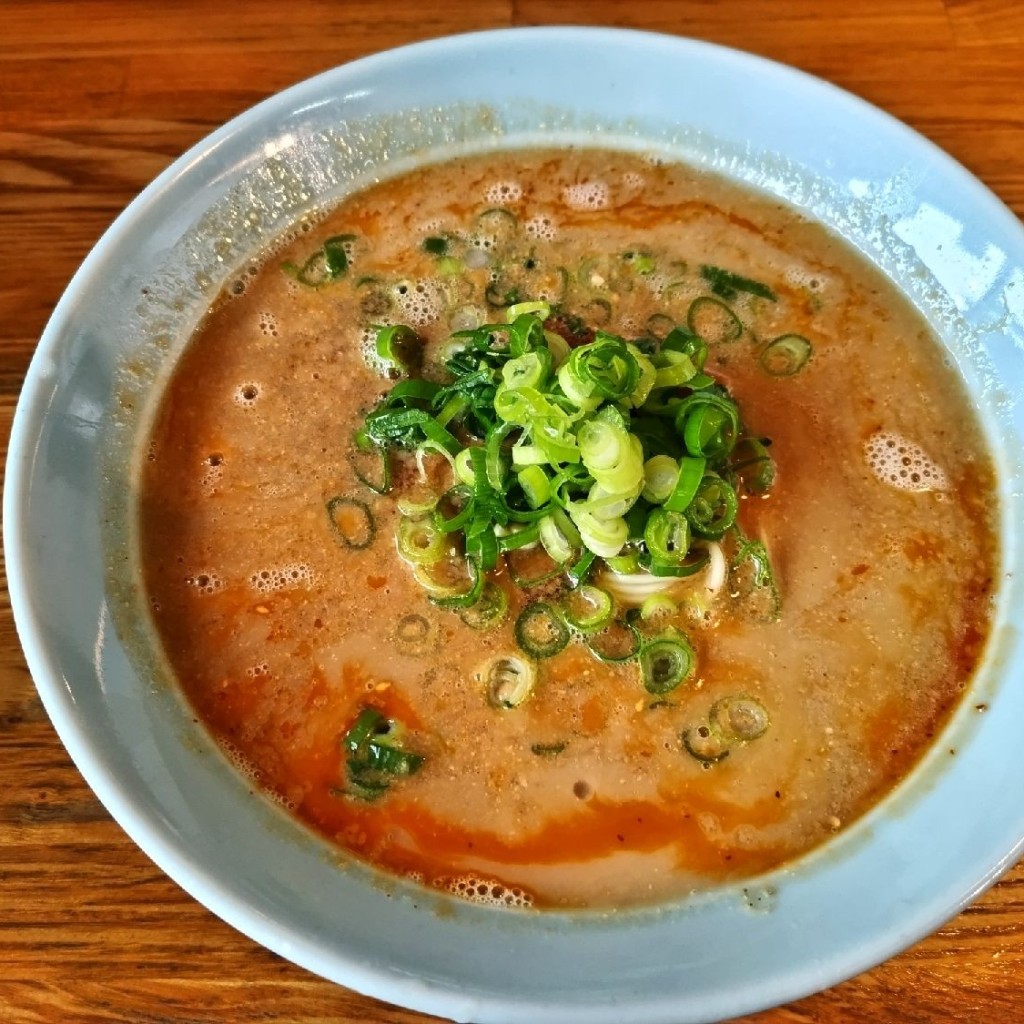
[3, 2, 1023, 1021]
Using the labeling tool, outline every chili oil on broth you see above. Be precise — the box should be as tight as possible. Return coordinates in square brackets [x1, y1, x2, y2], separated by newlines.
[138, 148, 997, 910]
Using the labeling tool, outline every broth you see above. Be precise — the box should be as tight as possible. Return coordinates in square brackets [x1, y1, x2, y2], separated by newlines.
[138, 149, 997, 909]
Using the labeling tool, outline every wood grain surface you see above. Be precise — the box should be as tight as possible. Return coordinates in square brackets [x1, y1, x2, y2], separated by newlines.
[2, 2, 1023, 1022]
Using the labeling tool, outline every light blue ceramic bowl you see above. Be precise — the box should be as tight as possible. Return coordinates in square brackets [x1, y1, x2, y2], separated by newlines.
[6, 28, 1024, 1023]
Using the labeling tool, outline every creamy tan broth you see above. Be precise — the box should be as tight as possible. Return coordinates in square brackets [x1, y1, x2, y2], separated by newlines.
[139, 149, 997, 909]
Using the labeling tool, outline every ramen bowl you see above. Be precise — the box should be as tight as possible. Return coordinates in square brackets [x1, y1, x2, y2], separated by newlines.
[6, 27, 1024, 1024]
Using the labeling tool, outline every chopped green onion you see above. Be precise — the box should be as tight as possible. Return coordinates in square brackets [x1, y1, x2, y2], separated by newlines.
[685, 473, 739, 539]
[538, 514, 575, 564]
[515, 602, 571, 659]
[639, 630, 695, 694]
[507, 299, 551, 321]
[375, 324, 424, 375]
[422, 235, 449, 255]
[699, 264, 777, 302]
[562, 585, 614, 633]
[327, 496, 375, 549]
[659, 455, 703, 513]
[641, 454, 678, 504]
[459, 581, 509, 629]
[349, 442, 392, 495]
[622, 249, 656, 274]
[484, 654, 536, 709]
[434, 484, 474, 534]
[284, 233, 355, 287]
[687, 296, 743, 344]
[569, 507, 628, 559]
[342, 706, 424, 801]
[675, 393, 739, 459]
[505, 546, 565, 588]
[397, 515, 447, 565]
[605, 550, 642, 575]
[517, 464, 552, 508]
[531, 741, 567, 756]
[710, 695, 770, 741]
[343, 707, 385, 755]
[414, 555, 483, 608]
[454, 448, 475, 486]
[586, 618, 642, 663]
[760, 334, 812, 376]
[640, 593, 677, 620]
[502, 349, 552, 390]
[543, 329, 571, 367]
[644, 508, 691, 566]
[730, 437, 776, 495]
[567, 548, 597, 588]
[394, 613, 432, 656]
[646, 313, 676, 340]
[496, 523, 540, 553]
[682, 724, 731, 765]
[396, 487, 438, 517]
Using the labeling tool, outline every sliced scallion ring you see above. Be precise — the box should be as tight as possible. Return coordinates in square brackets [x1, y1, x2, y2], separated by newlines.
[674, 393, 740, 460]
[394, 613, 432, 656]
[682, 725, 731, 765]
[639, 631, 695, 694]
[710, 695, 770, 741]
[507, 299, 551, 321]
[640, 593, 677, 620]
[643, 508, 691, 566]
[760, 334, 812, 376]
[514, 602, 571, 659]
[396, 487, 438, 517]
[414, 555, 483, 608]
[562, 585, 614, 633]
[730, 437, 776, 495]
[375, 323, 424, 374]
[646, 312, 676, 340]
[484, 655, 537, 709]
[586, 618, 642, 663]
[686, 296, 743, 344]
[326, 496, 375, 549]
[459, 581, 510, 630]
[348, 444, 391, 495]
[538, 514, 575, 564]
[641, 454, 679, 504]
[685, 473, 739, 539]
[662, 455, 706, 513]
[397, 515, 447, 565]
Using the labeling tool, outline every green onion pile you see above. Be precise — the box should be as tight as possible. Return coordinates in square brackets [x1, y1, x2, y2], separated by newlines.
[349, 295, 780, 692]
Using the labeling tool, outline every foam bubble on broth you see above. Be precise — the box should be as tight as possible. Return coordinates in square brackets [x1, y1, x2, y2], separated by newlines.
[562, 180, 610, 210]
[440, 874, 534, 909]
[222, 741, 262, 785]
[248, 563, 317, 593]
[483, 179, 523, 204]
[257, 311, 280, 338]
[359, 323, 394, 375]
[783, 265, 826, 291]
[864, 431, 949, 492]
[523, 214, 557, 241]
[233, 381, 262, 408]
[392, 279, 444, 327]
[185, 570, 224, 595]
